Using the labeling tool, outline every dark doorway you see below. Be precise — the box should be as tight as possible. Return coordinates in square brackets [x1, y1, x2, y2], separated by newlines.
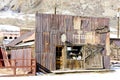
[56, 46, 64, 70]
[0, 48, 4, 66]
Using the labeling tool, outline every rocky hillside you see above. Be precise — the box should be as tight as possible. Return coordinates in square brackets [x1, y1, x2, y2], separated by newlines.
[0, 0, 120, 16]
[0, 0, 120, 37]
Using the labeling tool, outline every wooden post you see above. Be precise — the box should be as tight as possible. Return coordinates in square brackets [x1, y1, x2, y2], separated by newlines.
[54, 6, 57, 15]
[62, 43, 67, 70]
[106, 33, 110, 56]
[117, 8, 120, 38]
[118, 15, 119, 38]
[13, 59, 16, 76]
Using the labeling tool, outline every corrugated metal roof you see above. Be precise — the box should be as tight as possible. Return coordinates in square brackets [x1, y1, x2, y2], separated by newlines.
[6, 30, 35, 47]
[16, 41, 34, 47]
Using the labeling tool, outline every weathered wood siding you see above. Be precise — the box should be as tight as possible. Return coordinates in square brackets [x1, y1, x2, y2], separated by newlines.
[35, 13, 110, 71]
[110, 39, 120, 60]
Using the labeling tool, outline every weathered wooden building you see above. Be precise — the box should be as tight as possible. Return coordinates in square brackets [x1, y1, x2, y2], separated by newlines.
[110, 38, 120, 61]
[35, 13, 110, 72]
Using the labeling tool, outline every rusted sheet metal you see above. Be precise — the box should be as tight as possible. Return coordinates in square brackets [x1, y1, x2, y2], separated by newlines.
[11, 48, 32, 72]
[35, 13, 110, 71]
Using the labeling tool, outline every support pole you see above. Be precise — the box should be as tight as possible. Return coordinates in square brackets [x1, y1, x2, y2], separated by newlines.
[117, 8, 120, 38]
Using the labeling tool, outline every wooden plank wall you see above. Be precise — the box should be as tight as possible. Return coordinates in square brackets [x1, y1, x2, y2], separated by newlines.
[110, 39, 120, 60]
[35, 13, 110, 71]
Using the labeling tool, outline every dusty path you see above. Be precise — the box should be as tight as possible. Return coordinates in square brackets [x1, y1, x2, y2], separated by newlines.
[0, 67, 119, 80]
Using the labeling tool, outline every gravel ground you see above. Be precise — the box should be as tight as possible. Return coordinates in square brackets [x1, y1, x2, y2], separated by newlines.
[0, 66, 120, 80]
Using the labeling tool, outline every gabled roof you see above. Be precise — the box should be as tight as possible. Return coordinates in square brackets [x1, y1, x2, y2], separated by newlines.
[6, 30, 35, 47]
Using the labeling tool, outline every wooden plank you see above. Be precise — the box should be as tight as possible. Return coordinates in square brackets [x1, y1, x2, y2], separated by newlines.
[42, 32, 50, 53]
[59, 15, 65, 32]
[73, 16, 81, 30]
[106, 33, 110, 56]
[50, 14, 59, 30]
[36, 13, 43, 33]
[11, 48, 32, 72]
[85, 32, 95, 44]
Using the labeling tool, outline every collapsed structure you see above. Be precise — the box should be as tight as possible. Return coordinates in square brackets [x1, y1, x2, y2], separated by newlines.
[0, 30, 35, 76]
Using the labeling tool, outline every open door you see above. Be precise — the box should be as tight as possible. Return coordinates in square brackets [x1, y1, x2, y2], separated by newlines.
[56, 46, 64, 70]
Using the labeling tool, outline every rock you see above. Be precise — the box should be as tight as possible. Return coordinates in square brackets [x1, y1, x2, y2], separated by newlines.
[0, 0, 119, 33]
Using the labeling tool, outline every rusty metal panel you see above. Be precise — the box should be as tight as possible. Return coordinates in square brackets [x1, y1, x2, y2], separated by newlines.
[23, 48, 32, 71]
[11, 48, 32, 72]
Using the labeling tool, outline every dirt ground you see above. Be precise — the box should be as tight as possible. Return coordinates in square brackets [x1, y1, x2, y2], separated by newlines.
[0, 68, 28, 76]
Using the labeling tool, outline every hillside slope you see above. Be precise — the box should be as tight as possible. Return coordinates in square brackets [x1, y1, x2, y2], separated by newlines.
[0, 0, 120, 37]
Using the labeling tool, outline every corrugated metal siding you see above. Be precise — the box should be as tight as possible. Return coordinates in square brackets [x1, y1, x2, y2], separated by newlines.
[11, 48, 32, 72]
[35, 13, 110, 71]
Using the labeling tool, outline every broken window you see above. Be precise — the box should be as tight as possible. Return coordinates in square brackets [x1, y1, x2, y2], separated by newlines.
[9, 37, 12, 39]
[67, 46, 83, 60]
[4, 36, 7, 39]
[14, 37, 17, 39]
